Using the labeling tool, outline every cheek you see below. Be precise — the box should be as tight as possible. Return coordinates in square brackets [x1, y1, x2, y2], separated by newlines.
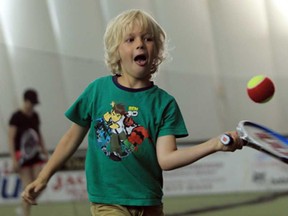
[118, 47, 130, 61]
[118, 48, 124, 60]
[149, 50, 157, 63]
[118, 44, 125, 57]
[148, 45, 157, 58]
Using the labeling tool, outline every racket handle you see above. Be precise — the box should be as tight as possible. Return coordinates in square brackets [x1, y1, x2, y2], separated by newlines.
[220, 134, 233, 145]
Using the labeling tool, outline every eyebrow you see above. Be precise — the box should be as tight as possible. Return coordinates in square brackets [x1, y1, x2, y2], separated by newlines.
[124, 32, 153, 37]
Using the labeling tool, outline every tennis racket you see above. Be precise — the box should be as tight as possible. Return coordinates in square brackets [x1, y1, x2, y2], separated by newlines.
[19, 128, 40, 165]
[220, 120, 288, 164]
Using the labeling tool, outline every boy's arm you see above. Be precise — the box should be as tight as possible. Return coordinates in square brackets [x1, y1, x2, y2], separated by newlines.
[156, 132, 242, 171]
[21, 123, 89, 205]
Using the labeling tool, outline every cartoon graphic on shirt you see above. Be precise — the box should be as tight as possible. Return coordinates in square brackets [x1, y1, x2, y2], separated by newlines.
[95, 102, 150, 161]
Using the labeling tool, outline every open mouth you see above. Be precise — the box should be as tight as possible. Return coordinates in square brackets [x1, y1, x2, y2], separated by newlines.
[134, 54, 147, 66]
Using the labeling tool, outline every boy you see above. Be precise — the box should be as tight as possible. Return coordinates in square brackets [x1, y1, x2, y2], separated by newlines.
[21, 9, 243, 216]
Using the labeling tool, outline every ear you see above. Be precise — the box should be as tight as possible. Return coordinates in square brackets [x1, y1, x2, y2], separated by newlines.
[116, 62, 122, 75]
[114, 51, 121, 74]
[150, 58, 158, 74]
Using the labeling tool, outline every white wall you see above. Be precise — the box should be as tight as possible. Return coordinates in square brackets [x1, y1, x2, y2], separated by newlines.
[1, 0, 288, 153]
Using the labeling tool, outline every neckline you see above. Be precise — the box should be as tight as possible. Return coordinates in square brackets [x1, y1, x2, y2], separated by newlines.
[19, 109, 34, 117]
[112, 75, 154, 92]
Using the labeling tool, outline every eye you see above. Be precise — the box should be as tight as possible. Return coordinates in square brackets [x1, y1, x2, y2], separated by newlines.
[125, 37, 134, 43]
[144, 35, 154, 42]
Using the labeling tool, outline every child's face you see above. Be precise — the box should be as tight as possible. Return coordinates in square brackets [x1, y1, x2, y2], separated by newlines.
[118, 24, 156, 80]
[24, 100, 36, 111]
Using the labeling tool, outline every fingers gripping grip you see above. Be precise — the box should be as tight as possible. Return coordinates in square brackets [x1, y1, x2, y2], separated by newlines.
[220, 134, 233, 145]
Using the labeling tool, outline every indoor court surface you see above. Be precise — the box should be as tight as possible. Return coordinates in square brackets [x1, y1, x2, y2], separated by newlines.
[1, 191, 288, 216]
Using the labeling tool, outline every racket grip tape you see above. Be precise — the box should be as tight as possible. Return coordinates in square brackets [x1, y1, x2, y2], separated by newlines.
[220, 134, 233, 145]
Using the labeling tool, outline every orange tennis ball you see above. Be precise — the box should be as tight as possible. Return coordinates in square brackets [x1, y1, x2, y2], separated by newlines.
[247, 75, 275, 103]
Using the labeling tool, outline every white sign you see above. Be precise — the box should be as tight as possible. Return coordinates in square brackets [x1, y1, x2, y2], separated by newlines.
[2, 147, 288, 204]
[0, 157, 87, 204]
[163, 148, 288, 196]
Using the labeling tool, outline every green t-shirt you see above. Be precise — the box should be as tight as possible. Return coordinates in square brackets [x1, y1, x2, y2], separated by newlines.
[65, 75, 188, 206]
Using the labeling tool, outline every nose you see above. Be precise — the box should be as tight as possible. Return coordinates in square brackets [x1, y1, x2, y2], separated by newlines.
[137, 45, 144, 49]
[136, 38, 144, 49]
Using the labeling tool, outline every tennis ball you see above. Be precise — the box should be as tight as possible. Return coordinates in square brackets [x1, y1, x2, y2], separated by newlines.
[247, 75, 275, 103]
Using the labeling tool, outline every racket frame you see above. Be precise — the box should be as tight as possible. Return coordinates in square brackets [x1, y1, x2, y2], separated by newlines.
[220, 120, 288, 164]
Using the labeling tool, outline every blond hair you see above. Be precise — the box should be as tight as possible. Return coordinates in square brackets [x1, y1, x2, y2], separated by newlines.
[104, 9, 167, 75]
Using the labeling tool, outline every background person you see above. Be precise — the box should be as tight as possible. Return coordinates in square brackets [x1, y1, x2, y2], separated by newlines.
[8, 89, 48, 216]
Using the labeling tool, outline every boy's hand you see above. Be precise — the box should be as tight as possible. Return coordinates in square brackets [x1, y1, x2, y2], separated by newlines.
[218, 131, 244, 152]
[21, 176, 47, 205]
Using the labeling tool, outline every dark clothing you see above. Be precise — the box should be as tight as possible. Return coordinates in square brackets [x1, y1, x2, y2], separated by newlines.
[9, 110, 44, 166]
[9, 110, 40, 151]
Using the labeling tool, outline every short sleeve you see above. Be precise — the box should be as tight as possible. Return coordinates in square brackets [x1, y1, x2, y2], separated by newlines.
[9, 113, 19, 127]
[158, 99, 188, 138]
[65, 84, 93, 127]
